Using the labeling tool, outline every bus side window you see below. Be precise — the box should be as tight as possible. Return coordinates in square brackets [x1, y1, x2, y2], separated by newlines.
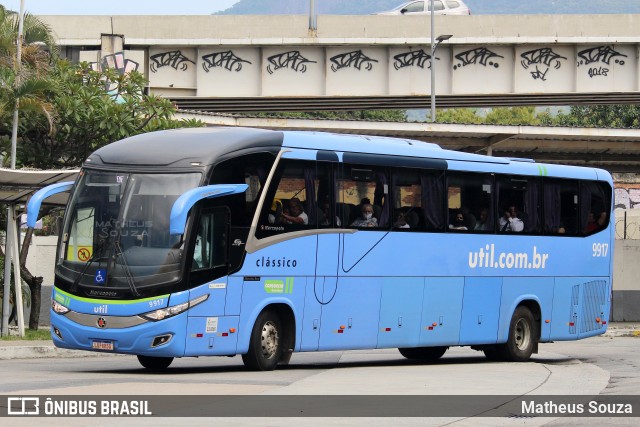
[256, 159, 318, 239]
[447, 172, 493, 232]
[543, 178, 579, 235]
[496, 175, 541, 234]
[580, 180, 611, 235]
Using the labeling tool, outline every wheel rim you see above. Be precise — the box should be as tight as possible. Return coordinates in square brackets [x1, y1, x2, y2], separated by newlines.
[514, 318, 531, 351]
[260, 320, 279, 360]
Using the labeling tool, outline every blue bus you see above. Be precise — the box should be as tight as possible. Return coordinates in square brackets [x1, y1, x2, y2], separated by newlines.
[28, 127, 614, 370]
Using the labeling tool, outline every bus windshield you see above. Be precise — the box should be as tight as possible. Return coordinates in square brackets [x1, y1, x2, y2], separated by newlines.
[56, 170, 201, 296]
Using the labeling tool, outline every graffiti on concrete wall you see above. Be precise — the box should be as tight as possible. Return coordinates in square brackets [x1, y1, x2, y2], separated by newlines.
[453, 47, 504, 70]
[89, 52, 139, 75]
[150, 50, 196, 73]
[615, 186, 640, 210]
[267, 51, 316, 74]
[202, 51, 252, 73]
[393, 50, 433, 70]
[577, 45, 627, 79]
[330, 50, 378, 72]
[520, 47, 567, 81]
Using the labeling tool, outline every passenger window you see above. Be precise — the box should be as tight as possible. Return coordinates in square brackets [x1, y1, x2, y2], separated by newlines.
[390, 168, 445, 231]
[447, 173, 493, 232]
[256, 159, 318, 239]
[497, 175, 541, 233]
[447, 1, 461, 7]
[580, 181, 611, 235]
[543, 179, 579, 235]
[210, 152, 275, 226]
[339, 164, 389, 230]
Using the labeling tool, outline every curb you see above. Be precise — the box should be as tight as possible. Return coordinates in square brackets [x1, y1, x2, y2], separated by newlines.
[0, 345, 121, 360]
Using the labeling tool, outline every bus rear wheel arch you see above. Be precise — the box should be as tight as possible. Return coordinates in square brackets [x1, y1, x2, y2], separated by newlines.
[499, 305, 538, 362]
[137, 355, 174, 370]
[398, 346, 448, 361]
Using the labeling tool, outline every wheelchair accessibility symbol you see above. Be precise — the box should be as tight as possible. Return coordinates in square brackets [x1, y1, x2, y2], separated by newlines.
[95, 269, 107, 285]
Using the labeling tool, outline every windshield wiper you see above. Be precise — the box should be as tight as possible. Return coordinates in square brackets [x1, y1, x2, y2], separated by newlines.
[113, 239, 141, 298]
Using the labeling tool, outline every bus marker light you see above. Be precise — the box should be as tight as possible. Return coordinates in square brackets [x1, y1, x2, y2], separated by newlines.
[385, 328, 391, 332]
[229, 328, 236, 333]
[432, 322, 438, 327]
[428, 326, 434, 330]
[569, 322, 575, 326]
[545, 319, 550, 323]
[602, 321, 607, 325]
[222, 332, 229, 337]
[337, 330, 344, 334]
[340, 325, 346, 330]
[196, 333, 203, 338]
[596, 317, 601, 323]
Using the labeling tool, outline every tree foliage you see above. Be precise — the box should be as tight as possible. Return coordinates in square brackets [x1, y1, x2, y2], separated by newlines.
[11, 61, 202, 169]
[252, 109, 406, 122]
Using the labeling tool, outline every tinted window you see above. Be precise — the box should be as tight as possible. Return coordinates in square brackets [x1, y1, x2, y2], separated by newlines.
[446, 1, 461, 8]
[340, 164, 389, 229]
[257, 159, 318, 238]
[543, 179, 579, 235]
[391, 168, 444, 231]
[497, 175, 541, 233]
[580, 181, 611, 235]
[447, 173, 493, 232]
[428, 1, 445, 11]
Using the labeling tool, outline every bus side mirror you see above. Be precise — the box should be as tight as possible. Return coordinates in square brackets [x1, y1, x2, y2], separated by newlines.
[170, 184, 248, 236]
[26, 181, 75, 228]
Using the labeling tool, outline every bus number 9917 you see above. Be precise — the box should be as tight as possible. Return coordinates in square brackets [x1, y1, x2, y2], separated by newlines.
[593, 243, 609, 257]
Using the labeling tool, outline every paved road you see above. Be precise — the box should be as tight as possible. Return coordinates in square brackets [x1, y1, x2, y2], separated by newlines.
[0, 336, 638, 425]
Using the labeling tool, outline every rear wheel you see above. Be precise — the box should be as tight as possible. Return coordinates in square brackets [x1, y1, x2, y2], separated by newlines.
[137, 355, 173, 370]
[242, 310, 283, 371]
[398, 346, 448, 361]
[499, 306, 536, 362]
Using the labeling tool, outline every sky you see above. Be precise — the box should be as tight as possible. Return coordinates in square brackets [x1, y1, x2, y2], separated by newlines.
[0, 0, 240, 15]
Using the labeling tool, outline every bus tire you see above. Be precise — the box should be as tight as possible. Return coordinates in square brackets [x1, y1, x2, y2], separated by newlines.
[500, 306, 536, 362]
[137, 355, 173, 370]
[398, 346, 448, 361]
[242, 310, 283, 371]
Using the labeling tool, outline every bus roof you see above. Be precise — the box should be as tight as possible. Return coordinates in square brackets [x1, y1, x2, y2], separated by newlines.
[84, 127, 611, 183]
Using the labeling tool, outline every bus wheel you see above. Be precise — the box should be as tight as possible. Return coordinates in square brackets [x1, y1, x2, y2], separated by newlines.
[500, 306, 535, 362]
[137, 355, 173, 370]
[398, 346, 448, 361]
[242, 310, 282, 371]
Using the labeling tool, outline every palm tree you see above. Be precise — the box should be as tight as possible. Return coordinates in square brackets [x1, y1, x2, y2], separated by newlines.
[0, 4, 57, 149]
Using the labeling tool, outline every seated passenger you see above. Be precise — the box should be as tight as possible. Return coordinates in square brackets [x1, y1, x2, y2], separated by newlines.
[474, 208, 490, 231]
[279, 198, 308, 225]
[393, 212, 410, 229]
[449, 211, 468, 231]
[499, 205, 524, 232]
[584, 210, 607, 234]
[320, 201, 341, 226]
[351, 203, 378, 228]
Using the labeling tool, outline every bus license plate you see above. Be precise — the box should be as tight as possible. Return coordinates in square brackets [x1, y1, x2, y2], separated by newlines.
[92, 340, 114, 351]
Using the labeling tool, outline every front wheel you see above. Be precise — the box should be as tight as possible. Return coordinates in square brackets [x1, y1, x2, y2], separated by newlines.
[398, 346, 448, 361]
[242, 310, 283, 371]
[137, 355, 173, 370]
[499, 306, 536, 362]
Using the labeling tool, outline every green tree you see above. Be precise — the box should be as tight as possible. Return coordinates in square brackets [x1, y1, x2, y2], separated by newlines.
[18, 61, 202, 169]
[436, 108, 483, 124]
[485, 106, 541, 126]
[252, 109, 406, 121]
[553, 105, 640, 128]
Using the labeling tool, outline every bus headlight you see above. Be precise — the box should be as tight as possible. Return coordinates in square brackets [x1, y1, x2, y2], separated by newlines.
[52, 300, 70, 315]
[140, 294, 209, 321]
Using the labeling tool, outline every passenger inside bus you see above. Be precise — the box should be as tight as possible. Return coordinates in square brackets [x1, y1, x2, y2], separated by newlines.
[474, 208, 490, 231]
[351, 203, 378, 228]
[279, 198, 308, 225]
[449, 211, 468, 231]
[499, 205, 524, 232]
[393, 211, 410, 229]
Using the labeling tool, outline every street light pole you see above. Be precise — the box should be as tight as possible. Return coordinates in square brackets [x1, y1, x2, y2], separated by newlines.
[430, 0, 436, 122]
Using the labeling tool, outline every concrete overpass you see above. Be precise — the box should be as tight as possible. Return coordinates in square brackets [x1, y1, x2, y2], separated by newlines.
[43, 14, 640, 111]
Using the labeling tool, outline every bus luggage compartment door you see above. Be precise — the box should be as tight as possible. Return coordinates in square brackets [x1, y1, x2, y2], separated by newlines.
[459, 277, 502, 345]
